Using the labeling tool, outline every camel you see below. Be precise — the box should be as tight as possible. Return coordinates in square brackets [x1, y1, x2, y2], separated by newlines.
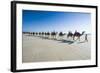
[51, 31, 58, 39]
[35, 32, 38, 36]
[67, 31, 73, 38]
[44, 32, 47, 38]
[39, 32, 41, 35]
[73, 31, 85, 41]
[41, 32, 44, 37]
[59, 32, 66, 40]
[29, 32, 32, 36]
[46, 32, 50, 38]
[32, 32, 35, 36]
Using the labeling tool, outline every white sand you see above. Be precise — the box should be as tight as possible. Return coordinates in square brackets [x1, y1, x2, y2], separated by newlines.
[22, 34, 91, 63]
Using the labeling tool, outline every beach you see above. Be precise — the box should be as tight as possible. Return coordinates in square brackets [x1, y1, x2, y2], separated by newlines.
[22, 34, 91, 63]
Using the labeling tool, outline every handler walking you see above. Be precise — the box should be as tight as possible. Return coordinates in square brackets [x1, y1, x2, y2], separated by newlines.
[85, 34, 88, 42]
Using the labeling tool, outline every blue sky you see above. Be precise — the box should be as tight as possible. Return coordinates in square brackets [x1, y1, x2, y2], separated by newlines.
[22, 10, 91, 33]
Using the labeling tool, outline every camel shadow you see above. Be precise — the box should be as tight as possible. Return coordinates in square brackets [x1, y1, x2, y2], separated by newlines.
[41, 37, 48, 39]
[40, 37, 52, 40]
[77, 41, 86, 44]
[59, 40, 74, 44]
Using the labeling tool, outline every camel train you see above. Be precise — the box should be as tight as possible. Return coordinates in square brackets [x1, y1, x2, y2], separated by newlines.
[67, 30, 85, 41]
[23, 30, 88, 41]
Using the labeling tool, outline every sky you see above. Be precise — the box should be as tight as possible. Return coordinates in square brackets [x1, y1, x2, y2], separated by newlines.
[22, 10, 91, 33]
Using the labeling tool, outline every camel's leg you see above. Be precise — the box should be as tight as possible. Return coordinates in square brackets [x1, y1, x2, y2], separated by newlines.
[51, 35, 52, 39]
[53, 35, 54, 39]
[54, 35, 55, 39]
[60, 36, 61, 40]
[73, 36, 75, 40]
[67, 35, 69, 39]
[52, 36, 54, 39]
[79, 37, 80, 41]
[55, 35, 56, 39]
[61, 36, 62, 40]
[70, 36, 72, 40]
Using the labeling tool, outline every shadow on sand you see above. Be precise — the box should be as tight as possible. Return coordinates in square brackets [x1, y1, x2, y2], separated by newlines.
[59, 40, 75, 44]
[77, 41, 86, 44]
[38, 36, 74, 44]
[25, 35, 86, 45]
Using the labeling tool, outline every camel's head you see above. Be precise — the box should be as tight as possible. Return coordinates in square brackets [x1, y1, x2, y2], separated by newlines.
[82, 31, 85, 35]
